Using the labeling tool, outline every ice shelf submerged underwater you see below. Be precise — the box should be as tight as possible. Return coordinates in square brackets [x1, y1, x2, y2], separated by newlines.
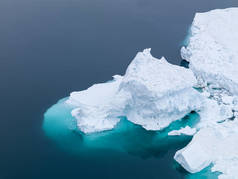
[43, 8, 238, 179]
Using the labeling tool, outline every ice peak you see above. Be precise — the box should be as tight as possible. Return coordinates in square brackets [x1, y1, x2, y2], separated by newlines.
[142, 48, 152, 56]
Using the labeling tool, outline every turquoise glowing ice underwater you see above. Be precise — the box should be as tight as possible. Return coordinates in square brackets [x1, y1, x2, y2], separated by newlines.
[43, 96, 221, 178]
[43, 97, 196, 152]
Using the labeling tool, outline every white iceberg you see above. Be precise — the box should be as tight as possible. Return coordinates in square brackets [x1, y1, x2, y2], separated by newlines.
[175, 8, 238, 179]
[66, 49, 203, 133]
[181, 8, 238, 95]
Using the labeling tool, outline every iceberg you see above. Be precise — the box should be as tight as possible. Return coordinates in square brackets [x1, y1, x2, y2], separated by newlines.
[44, 7, 238, 179]
[66, 49, 203, 133]
[181, 8, 238, 96]
[175, 8, 238, 179]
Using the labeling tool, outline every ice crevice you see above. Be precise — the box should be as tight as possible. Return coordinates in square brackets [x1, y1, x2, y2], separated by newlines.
[62, 7, 238, 179]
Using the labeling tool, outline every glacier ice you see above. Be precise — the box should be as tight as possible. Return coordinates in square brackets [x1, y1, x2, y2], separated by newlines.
[66, 49, 203, 133]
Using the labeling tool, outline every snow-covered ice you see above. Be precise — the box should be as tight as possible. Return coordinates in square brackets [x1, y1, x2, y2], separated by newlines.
[181, 8, 238, 95]
[66, 49, 203, 133]
[175, 8, 238, 179]
[119, 49, 203, 130]
[175, 121, 238, 178]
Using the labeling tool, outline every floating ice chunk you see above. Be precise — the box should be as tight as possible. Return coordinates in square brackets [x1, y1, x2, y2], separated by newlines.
[168, 126, 196, 136]
[175, 130, 213, 173]
[174, 127, 217, 173]
[66, 49, 202, 133]
[175, 121, 238, 178]
[181, 8, 238, 95]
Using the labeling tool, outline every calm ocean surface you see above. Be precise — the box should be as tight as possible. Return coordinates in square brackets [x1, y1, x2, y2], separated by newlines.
[0, 0, 238, 178]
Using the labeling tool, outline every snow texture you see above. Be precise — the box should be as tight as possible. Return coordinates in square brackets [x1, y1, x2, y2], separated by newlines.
[66, 49, 202, 133]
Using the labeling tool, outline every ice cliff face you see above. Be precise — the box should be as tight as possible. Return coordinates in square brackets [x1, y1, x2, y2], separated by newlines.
[62, 7, 238, 179]
[66, 49, 203, 133]
[119, 49, 203, 130]
[175, 122, 238, 178]
[175, 8, 238, 179]
[181, 8, 238, 95]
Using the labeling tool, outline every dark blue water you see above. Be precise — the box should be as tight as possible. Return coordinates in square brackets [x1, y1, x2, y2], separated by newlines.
[1, 0, 238, 178]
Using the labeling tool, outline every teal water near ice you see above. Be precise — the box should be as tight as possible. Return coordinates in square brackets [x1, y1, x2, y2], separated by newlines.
[186, 166, 221, 179]
[43, 98, 220, 178]
[3, 0, 238, 178]
[43, 98, 194, 156]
